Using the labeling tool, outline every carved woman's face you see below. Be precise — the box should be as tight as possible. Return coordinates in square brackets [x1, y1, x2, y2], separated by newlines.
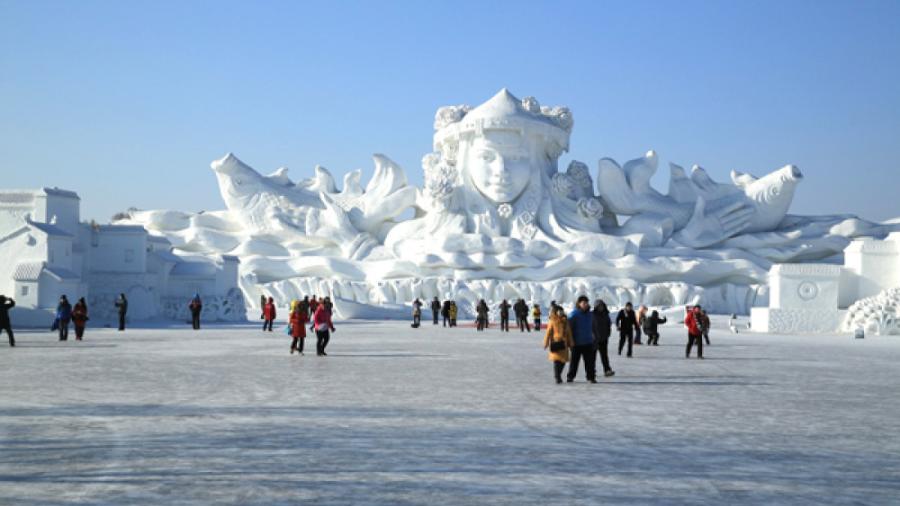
[466, 132, 532, 204]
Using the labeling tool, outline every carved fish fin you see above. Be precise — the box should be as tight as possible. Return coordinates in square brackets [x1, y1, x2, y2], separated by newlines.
[623, 150, 658, 194]
[730, 170, 758, 188]
[668, 163, 697, 203]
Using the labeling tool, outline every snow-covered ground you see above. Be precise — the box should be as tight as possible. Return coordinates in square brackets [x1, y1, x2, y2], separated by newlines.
[1, 318, 898, 505]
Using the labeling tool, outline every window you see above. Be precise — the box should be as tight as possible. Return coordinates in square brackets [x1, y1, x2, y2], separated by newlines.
[125, 249, 134, 263]
[20, 285, 29, 296]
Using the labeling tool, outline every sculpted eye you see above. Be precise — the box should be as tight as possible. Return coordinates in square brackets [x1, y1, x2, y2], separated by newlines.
[235, 178, 243, 185]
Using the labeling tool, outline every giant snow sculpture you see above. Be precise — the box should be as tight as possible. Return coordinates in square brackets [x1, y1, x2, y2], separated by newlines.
[119, 89, 900, 317]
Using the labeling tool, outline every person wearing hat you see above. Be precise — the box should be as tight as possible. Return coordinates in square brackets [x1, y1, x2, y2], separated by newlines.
[0, 295, 15, 347]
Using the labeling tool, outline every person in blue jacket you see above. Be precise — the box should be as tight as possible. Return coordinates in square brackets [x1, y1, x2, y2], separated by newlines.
[56, 295, 72, 341]
[566, 295, 597, 383]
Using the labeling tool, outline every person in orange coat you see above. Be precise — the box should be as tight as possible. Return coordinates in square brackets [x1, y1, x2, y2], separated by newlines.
[289, 305, 308, 355]
[543, 306, 575, 384]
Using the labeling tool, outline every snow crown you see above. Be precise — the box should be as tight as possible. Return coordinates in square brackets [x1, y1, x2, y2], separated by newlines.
[432, 89, 572, 159]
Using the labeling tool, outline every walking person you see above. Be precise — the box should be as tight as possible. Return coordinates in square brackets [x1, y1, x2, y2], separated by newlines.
[312, 303, 335, 356]
[499, 299, 511, 332]
[72, 297, 88, 341]
[431, 297, 441, 325]
[643, 310, 667, 346]
[289, 303, 309, 355]
[412, 298, 422, 328]
[616, 302, 638, 357]
[189, 294, 202, 330]
[700, 309, 711, 345]
[514, 299, 531, 332]
[115, 293, 128, 331]
[475, 299, 488, 331]
[592, 299, 615, 377]
[308, 296, 319, 317]
[532, 303, 541, 332]
[635, 305, 648, 345]
[0, 295, 15, 347]
[543, 306, 574, 384]
[259, 295, 267, 319]
[441, 300, 451, 327]
[566, 295, 597, 383]
[262, 297, 276, 332]
[56, 295, 72, 341]
[685, 305, 704, 359]
[449, 301, 458, 327]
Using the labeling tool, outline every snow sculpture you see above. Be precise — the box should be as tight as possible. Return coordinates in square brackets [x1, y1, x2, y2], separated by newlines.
[119, 89, 900, 317]
[842, 287, 900, 336]
[750, 264, 842, 333]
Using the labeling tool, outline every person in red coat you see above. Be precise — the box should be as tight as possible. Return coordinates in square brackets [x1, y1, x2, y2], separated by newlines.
[311, 304, 335, 356]
[684, 305, 704, 359]
[262, 297, 276, 332]
[289, 305, 308, 355]
[72, 297, 89, 341]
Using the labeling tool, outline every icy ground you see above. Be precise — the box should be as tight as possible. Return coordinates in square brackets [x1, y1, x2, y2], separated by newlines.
[1, 318, 899, 505]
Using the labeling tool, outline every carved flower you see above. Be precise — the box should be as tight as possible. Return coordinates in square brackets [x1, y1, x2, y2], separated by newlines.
[576, 197, 604, 219]
[521, 96, 541, 114]
[550, 106, 574, 132]
[497, 203, 513, 219]
[550, 173, 574, 196]
[566, 161, 592, 188]
[433, 105, 470, 130]
[520, 222, 537, 239]
[423, 153, 458, 202]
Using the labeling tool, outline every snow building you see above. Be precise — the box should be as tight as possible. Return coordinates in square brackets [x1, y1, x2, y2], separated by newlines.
[0, 188, 245, 326]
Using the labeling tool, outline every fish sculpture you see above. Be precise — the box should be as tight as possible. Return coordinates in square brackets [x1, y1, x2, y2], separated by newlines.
[596, 150, 803, 247]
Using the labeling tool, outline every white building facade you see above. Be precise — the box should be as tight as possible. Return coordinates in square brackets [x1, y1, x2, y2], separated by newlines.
[0, 188, 245, 326]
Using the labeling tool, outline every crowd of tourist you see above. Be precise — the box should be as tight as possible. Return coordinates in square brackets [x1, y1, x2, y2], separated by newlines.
[0, 290, 713, 381]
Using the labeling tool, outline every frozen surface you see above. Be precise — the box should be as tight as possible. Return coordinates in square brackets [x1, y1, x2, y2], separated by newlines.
[1, 319, 899, 505]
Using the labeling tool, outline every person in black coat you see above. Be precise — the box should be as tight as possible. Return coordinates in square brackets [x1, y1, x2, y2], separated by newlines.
[430, 297, 441, 325]
[592, 299, 614, 376]
[514, 299, 531, 332]
[499, 299, 511, 332]
[115, 293, 128, 331]
[441, 300, 451, 327]
[642, 310, 668, 346]
[0, 295, 15, 347]
[615, 302, 638, 358]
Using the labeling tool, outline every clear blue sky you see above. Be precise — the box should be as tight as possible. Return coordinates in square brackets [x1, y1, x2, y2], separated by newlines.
[2, 0, 898, 223]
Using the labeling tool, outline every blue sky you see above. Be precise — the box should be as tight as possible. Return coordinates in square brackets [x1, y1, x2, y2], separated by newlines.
[2, 0, 898, 222]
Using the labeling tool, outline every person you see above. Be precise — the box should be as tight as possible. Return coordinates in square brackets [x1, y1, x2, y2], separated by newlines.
[441, 299, 451, 327]
[311, 303, 335, 356]
[72, 297, 89, 341]
[309, 296, 319, 317]
[259, 295, 267, 319]
[566, 295, 597, 383]
[115, 293, 128, 331]
[449, 301, 458, 327]
[412, 298, 422, 327]
[700, 309, 711, 345]
[532, 303, 541, 331]
[635, 305, 648, 345]
[187, 294, 202, 330]
[514, 298, 531, 332]
[615, 302, 638, 357]
[262, 297, 276, 332]
[592, 300, 615, 377]
[643, 309, 667, 346]
[56, 295, 72, 341]
[499, 299, 511, 332]
[475, 299, 488, 331]
[550, 300, 560, 314]
[431, 297, 441, 325]
[323, 296, 334, 315]
[300, 296, 310, 318]
[289, 303, 309, 355]
[685, 305, 704, 359]
[543, 306, 574, 384]
[0, 295, 15, 347]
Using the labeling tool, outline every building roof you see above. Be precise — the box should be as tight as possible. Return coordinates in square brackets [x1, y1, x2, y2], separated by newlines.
[150, 249, 182, 264]
[43, 266, 81, 281]
[13, 262, 44, 281]
[28, 221, 74, 238]
[12, 262, 81, 282]
[39, 187, 80, 199]
[94, 224, 147, 235]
